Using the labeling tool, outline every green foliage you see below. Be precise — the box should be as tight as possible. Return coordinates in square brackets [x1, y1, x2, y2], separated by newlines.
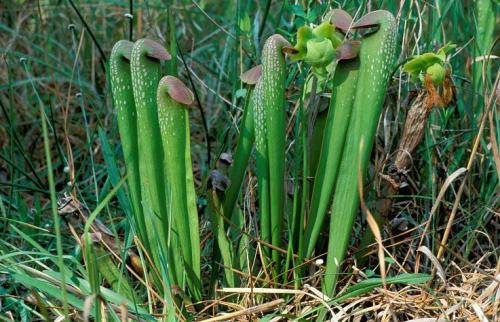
[157, 76, 201, 300]
[252, 34, 290, 270]
[287, 9, 398, 296]
[334, 273, 432, 302]
[473, 0, 496, 106]
[304, 59, 359, 258]
[109, 40, 149, 254]
[324, 10, 398, 295]
[113, 38, 203, 307]
[0, 1, 498, 321]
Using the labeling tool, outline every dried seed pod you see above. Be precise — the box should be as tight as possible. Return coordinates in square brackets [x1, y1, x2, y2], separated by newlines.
[394, 91, 429, 172]
[219, 152, 233, 166]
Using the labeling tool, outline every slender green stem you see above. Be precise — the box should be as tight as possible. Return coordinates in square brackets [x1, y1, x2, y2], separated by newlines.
[167, 6, 177, 77]
[258, 0, 272, 38]
[178, 47, 212, 167]
[69, 26, 99, 201]
[67, 0, 107, 71]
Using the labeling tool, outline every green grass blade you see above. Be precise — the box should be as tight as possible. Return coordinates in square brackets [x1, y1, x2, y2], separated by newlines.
[21, 59, 69, 320]
[12, 271, 85, 315]
[334, 273, 432, 303]
[92, 241, 137, 302]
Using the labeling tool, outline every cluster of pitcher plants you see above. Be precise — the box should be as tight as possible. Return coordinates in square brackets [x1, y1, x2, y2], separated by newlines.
[108, 7, 407, 316]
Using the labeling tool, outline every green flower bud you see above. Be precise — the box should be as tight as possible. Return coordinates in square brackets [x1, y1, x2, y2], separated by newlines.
[291, 21, 342, 65]
[304, 38, 335, 67]
[403, 52, 441, 79]
[292, 25, 314, 61]
[403, 42, 455, 85]
[426, 63, 446, 85]
[313, 21, 342, 48]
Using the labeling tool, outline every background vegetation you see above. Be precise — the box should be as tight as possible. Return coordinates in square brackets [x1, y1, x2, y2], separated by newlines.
[0, 0, 498, 321]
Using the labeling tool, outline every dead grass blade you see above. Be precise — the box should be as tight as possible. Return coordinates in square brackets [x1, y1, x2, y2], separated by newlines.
[200, 298, 284, 322]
